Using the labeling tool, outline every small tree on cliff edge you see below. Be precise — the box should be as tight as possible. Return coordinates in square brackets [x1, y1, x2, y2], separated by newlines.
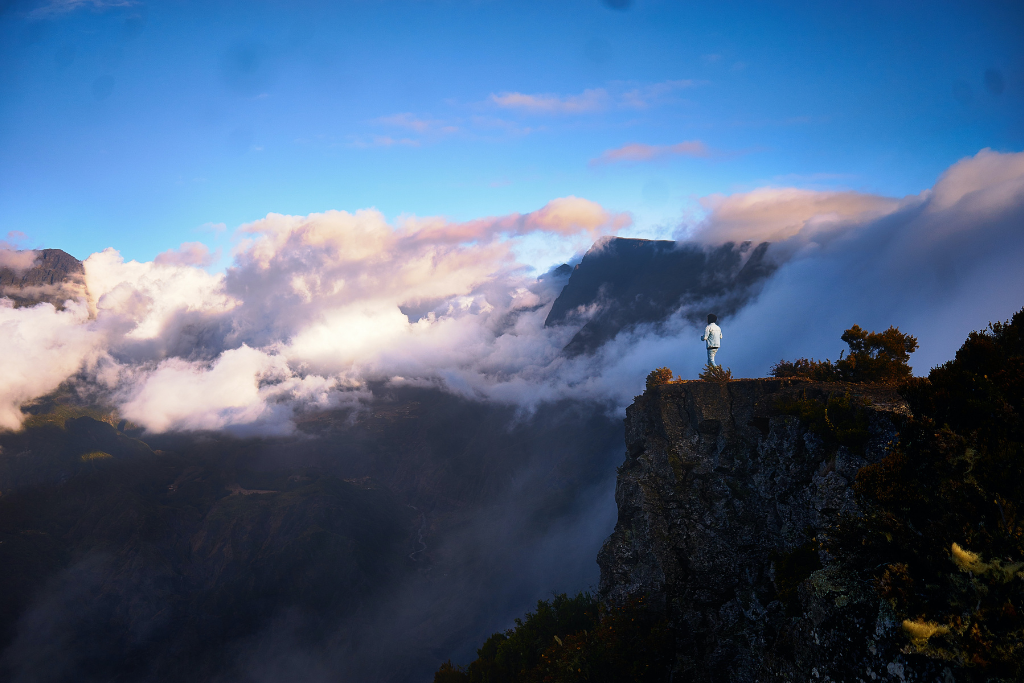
[698, 364, 733, 382]
[646, 367, 674, 389]
[837, 325, 918, 383]
[771, 324, 918, 384]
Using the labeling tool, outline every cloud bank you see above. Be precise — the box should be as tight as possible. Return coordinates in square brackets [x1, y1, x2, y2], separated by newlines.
[2, 149, 1023, 434]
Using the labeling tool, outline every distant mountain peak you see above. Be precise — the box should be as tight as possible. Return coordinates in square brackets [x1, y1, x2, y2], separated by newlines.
[0, 248, 86, 309]
[545, 236, 775, 356]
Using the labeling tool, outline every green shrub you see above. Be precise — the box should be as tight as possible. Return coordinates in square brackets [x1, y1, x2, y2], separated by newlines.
[769, 357, 841, 381]
[438, 592, 673, 683]
[434, 660, 468, 683]
[465, 592, 598, 683]
[770, 324, 918, 384]
[829, 307, 1024, 677]
[836, 324, 918, 383]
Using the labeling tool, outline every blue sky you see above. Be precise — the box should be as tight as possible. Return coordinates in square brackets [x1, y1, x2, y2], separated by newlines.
[1, 0, 1022, 269]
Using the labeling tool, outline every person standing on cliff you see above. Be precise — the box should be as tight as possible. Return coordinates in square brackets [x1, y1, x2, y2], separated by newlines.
[702, 314, 723, 366]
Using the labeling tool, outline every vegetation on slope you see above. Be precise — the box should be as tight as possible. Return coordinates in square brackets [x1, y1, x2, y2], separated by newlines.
[454, 311, 1023, 681]
[434, 593, 671, 683]
[0, 417, 412, 681]
[836, 309, 1024, 677]
[774, 313, 1024, 677]
[770, 324, 918, 383]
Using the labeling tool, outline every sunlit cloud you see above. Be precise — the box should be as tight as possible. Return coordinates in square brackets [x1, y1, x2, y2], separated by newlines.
[686, 187, 900, 244]
[2, 149, 1023, 435]
[1, 232, 37, 273]
[154, 242, 217, 268]
[0, 249, 40, 274]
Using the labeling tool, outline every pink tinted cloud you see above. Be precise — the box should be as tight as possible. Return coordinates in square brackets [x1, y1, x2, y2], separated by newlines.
[375, 113, 458, 135]
[0, 232, 39, 273]
[404, 196, 632, 245]
[154, 242, 216, 267]
[688, 188, 901, 245]
[490, 89, 609, 114]
[590, 141, 710, 166]
[0, 249, 39, 273]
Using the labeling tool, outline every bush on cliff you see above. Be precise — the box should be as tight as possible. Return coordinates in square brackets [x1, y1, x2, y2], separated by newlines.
[832, 307, 1024, 677]
[433, 593, 672, 683]
[698, 364, 732, 382]
[769, 356, 842, 382]
[645, 367, 674, 389]
[770, 324, 918, 384]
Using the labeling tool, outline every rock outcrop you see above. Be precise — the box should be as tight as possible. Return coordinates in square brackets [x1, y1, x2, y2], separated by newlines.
[544, 238, 775, 356]
[0, 248, 86, 308]
[598, 379, 956, 682]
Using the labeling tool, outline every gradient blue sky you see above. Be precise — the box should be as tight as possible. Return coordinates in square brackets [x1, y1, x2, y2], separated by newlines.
[2, 0, 1022, 269]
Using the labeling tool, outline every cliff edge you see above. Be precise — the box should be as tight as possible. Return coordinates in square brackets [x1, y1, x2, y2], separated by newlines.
[598, 379, 952, 682]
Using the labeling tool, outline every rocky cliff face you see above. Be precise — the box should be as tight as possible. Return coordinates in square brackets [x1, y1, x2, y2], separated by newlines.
[598, 379, 956, 682]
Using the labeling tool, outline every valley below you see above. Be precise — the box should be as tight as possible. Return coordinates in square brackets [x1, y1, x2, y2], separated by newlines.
[0, 388, 624, 682]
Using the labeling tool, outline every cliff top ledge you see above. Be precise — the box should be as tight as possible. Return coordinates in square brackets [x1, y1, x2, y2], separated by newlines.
[641, 376, 910, 418]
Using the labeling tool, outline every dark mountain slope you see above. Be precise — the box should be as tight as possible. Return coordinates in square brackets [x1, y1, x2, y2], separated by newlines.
[0, 388, 624, 682]
[0, 425, 412, 683]
[545, 238, 775, 356]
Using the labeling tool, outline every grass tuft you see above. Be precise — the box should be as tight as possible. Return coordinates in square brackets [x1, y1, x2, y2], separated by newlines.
[698, 364, 732, 382]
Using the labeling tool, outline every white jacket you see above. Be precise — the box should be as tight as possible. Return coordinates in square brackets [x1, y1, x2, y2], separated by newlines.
[702, 323, 722, 348]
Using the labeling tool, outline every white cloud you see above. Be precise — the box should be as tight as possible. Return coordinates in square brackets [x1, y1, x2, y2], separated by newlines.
[490, 79, 699, 115]
[0, 249, 39, 274]
[117, 346, 344, 435]
[154, 242, 216, 268]
[3, 149, 1024, 435]
[0, 299, 103, 430]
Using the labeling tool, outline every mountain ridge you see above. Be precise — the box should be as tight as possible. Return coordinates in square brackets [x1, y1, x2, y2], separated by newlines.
[545, 237, 775, 356]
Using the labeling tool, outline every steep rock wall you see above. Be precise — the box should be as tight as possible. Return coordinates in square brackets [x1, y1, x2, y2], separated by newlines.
[598, 379, 955, 682]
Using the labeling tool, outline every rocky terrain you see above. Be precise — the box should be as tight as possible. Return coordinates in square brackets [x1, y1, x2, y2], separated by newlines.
[598, 379, 956, 682]
[544, 238, 775, 356]
[0, 249, 86, 309]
